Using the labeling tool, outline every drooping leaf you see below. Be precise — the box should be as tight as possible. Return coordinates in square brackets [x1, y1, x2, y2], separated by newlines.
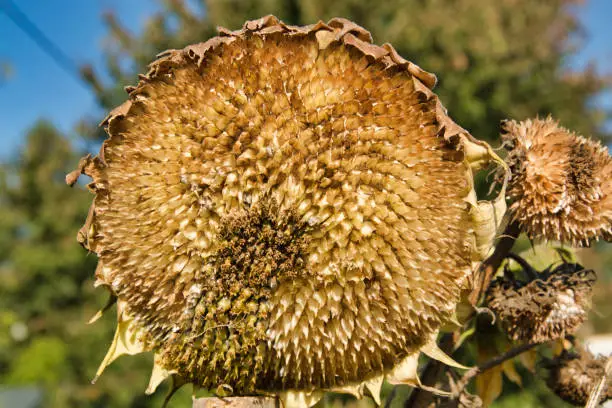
[501, 359, 523, 387]
[475, 365, 503, 407]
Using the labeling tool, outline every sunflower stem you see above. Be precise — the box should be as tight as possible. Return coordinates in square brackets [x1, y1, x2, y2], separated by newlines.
[452, 342, 539, 400]
[505, 252, 539, 280]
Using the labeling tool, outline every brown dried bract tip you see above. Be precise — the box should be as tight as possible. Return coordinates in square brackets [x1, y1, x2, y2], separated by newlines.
[70, 15, 505, 407]
[502, 117, 612, 246]
[545, 347, 612, 406]
[486, 262, 596, 343]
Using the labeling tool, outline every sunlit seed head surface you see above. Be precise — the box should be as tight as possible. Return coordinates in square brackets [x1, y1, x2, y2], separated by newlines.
[72, 16, 501, 397]
[502, 117, 612, 246]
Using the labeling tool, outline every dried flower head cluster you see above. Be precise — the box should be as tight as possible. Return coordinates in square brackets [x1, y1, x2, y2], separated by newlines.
[486, 262, 596, 343]
[502, 117, 612, 246]
[545, 348, 612, 406]
[69, 16, 505, 406]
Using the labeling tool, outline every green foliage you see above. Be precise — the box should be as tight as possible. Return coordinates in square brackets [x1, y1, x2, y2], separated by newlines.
[7, 337, 68, 386]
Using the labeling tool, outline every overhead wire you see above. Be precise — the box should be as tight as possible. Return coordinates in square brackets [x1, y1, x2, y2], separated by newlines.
[0, 0, 88, 88]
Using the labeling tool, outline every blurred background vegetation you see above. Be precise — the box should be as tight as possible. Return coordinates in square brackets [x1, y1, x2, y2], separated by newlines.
[0, 0, 611, 407]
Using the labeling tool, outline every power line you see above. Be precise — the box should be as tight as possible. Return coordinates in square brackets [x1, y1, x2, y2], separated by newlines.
[0, 0, 87, 87]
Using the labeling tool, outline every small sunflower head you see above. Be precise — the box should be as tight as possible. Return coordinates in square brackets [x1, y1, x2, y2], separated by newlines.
[545, 347, 612, 406]
[486, 263, 596, 343]
[502, 117, 612, 246]
[70, 15, 505, 406]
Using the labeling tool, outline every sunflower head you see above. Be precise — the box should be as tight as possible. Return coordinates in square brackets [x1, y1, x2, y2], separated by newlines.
[502, 117, 612, 246]
[486, 262, 596, 343]
[70, 15, 505, 406]
[545, 347, 612, 406]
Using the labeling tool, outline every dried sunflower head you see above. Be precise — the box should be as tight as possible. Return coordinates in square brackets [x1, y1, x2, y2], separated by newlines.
[502, 117, 612, 246]
[545, 347, 612, 406]
[486, 262, 596, 343]
[69, 16, 505, 406]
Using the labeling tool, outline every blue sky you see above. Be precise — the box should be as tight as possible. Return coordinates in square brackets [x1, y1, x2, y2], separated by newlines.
[0, 0, 611, 159]
[0, 0, 160, 158]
